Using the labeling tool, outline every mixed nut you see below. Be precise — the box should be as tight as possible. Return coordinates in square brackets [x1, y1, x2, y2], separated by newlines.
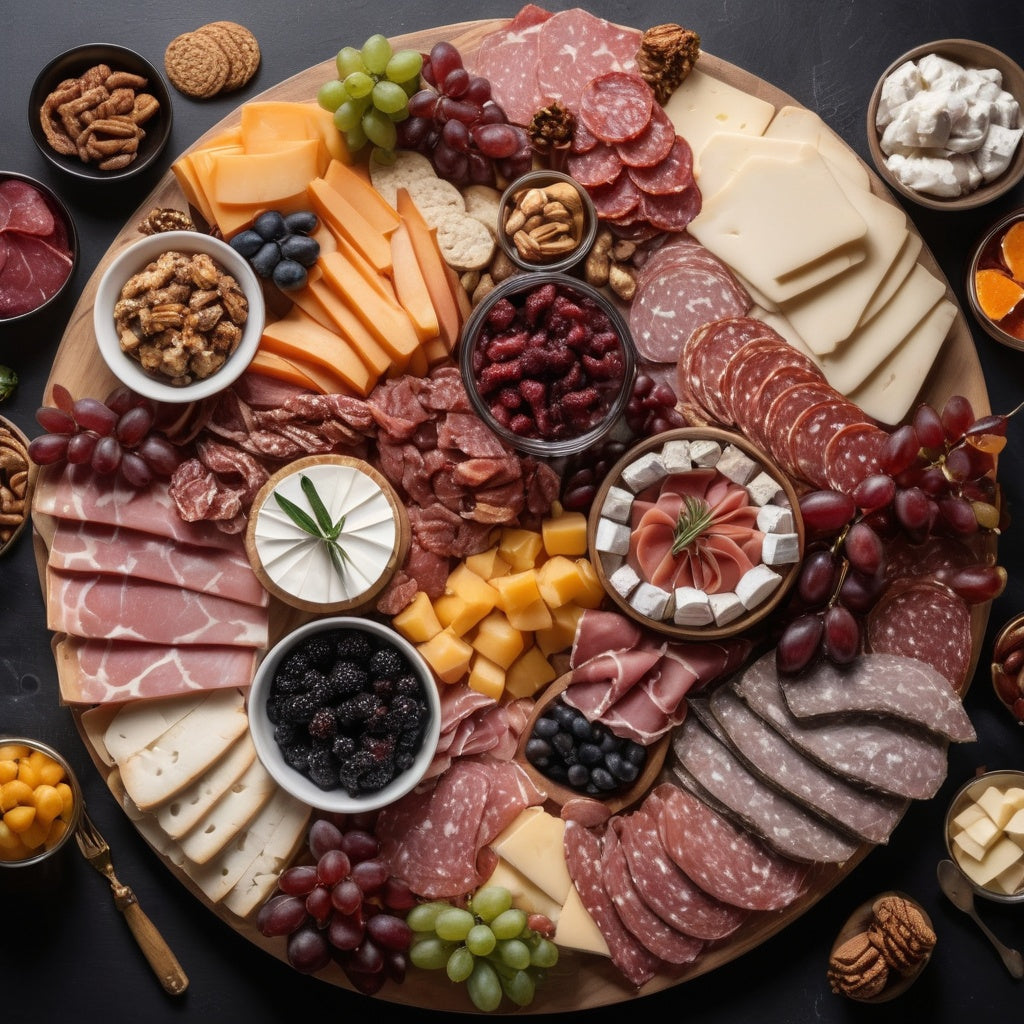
[0, 419, 31, 554]
[502, 179, 588, 265]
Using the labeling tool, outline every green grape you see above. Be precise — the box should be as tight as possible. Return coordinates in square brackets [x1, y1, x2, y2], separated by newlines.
[335, 46, 364, 78]
[361, 33, 392, 75]
[490, 907, 528, 940]
[446, 945, 475, 984]
[409, 935, 455, 971]
[470, 885, 512, 923]
[501, 969, 536, 1008]
[465, 923, 497, 957]
[361, 107, 397, 151]
[332, 98, 367, 133]
[370, 146, 397, 166]
[495, 938, 531, 971]
[399, 75, 421, 98]
[387, 105, 409, 123]
[529, 937, 559, 969]
[466, 959, 503, 1013]
[385, 48, 423, 84]
[317, 79, 347, 112]
[406, 901, 451, 932]
[345, 122, 368, 153]
[344, 71, 375, 99]
[371, 79, 409, 115]
[434, 906, 475, 942]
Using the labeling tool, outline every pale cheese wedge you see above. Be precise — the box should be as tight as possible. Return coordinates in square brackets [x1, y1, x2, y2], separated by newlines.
[763, 105, 871, 190]
[483, 858, 563, 924]
[79, 703, 122, 767]
[554, 882, 610, 957]
[491, 807, 572, 904]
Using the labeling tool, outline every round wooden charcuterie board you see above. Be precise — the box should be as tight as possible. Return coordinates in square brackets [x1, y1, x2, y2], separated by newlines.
[34, 17, 995, 1015]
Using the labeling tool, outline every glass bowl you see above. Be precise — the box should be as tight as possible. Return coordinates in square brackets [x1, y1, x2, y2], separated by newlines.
[965, 207, 1024, 351]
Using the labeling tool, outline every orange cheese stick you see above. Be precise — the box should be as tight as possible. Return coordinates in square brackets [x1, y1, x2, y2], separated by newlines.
[390, 220, 441, 343]
[248, 348, 323, 392]
[307, 177, 393, 274]
[323, 159, 402, 237]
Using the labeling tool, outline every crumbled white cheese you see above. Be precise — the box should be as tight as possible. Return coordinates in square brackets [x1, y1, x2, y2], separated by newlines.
[660, 439, 693, 474]
[716, 445, 759, 485]
[601, 485, 634, 523]
[748, 472, 785, 507]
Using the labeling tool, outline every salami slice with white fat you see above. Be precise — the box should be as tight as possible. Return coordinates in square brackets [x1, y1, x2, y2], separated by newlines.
[789, 399, 869, 485]
[652, 783, 810, 911]
[636, 183, 702, 233]
[616, 103, 676, 168]
[865, 585, 975, 698]
[626, 136, 695, 195]
[580, 71, 655, 144]
[588, 170, 642, 221]
[823, 422, 887, 495]
[761, 381, 844, 472]
[686, 317, 770, 423]
[724, 336, 821, 428]
[567, 143, 624, 189]
[562, 820, 663, 988]
[615, 804, 748, 940]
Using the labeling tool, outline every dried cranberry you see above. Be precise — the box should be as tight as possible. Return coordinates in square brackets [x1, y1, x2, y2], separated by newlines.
[485, 297, 516, 330]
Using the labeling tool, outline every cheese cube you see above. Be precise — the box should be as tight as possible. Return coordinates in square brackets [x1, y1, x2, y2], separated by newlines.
[505, 598, 553, 633]
[756, 503, 794, 533]
[620, 452, 665, 491]
[600, 486, 634, 523]
[1004, 808, 1024, 841]
[609, 564, 642, 599]
[471, 611, 525, 669]
[417, 629, 473, 684]
[537, 556, 587, 608]
[467, 654, 506, 701]
[977, 785, 1017, 829]
[491, 569, 543, 614]
[542, 511, 588, 556]
[964, 814, 1002, 852]
[958, 836, 1024, 887]
[465, 545, 510, 581]
[736, 564, 783, 609]
[994, 859, 1024, 896]
[717, 445, 759, 485]
[573, 559, 607, 609]
[689, 440, 722, 467]
[762, 533, 800, 565]
[498, 528, 544, 572]
[629, 582, 671, 620]
[710, 592, 746, 626]
[952, 827, 989, 862]
[432, 589, 495, 637]
[391, 591, 443, 643]
[952, 802, 990, 832]
[660, 440, 692, 473]
[594, 518, 631, 556]
[504, 645, 557, 699]
[673, 587, 714, 626]
[535, 603, 584, 657]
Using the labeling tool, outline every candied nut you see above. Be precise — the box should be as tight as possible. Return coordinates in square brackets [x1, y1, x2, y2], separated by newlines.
[868, 895, 936, 976]
[827, 931, 889, 1000]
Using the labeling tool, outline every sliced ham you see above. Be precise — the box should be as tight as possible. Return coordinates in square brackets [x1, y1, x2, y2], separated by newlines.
[46, 569, 269, 648]
[569, 608, 643, 668]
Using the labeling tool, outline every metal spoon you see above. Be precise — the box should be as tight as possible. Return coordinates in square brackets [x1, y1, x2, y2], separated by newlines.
[937, 859, 1024, 979]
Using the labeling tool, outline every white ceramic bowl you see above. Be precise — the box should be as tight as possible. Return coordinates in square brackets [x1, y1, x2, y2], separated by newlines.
[92, 230, 265, 403]
[247, 617, 441, 814]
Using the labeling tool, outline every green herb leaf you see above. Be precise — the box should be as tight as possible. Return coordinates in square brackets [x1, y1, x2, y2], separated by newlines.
[671, 495, 714, 555]
[327, 539, 350, 579]
[275, 477, 352, 583]
[274, 491, 323, 538]
[300, 474, 338, 538]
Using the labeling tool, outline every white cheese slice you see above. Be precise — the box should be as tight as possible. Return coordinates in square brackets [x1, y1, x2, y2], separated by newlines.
[79, 704, 122, 767]
[491, 807, 572, 905]
[121, 792, 187, 869]
[859, 230, 923, 326]
[696, 133, 810, 200]
[103, 691, 209, 765]
[119, 688, 249, 811]
[846, 297, 956, 425]
[484, 858, 563, 923]
[155, 732, 257, 840]
[663, 66, 775, 173]
[763, 105, 871, 190]
[688, 150, 869, 303]
[554, 882, 610, 957]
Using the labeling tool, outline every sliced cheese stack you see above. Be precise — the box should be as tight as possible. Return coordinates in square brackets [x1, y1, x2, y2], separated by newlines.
[679, 101, 956, 425]
[81, 689, 311, 919]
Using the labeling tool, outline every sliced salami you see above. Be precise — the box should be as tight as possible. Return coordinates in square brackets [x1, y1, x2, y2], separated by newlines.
[725, 337, 821, 430]
[567, 143, 624, 189]
[601, 822, 705, 964]
[881, 533, 982, 585]
[616, 103, 676, 168]
[627, 136, 695, 195]
[760, 381, 842, 471]
[823, 422, 888, 495]
[865, 585, 975, 698]
[688, 317, 771, 424]
[700, 689, 908, 845]
[637, 183, 702, 233]
[734, 651, 950, 800]
[588, 170, 642, 221]
[789, 399, 869, 486]
[562, 820, 663, 988]
[571, 118, 599, 154]
[671, 714, 860, 863]
[580, 71, 655, 144]
[652, 783, 810, 911]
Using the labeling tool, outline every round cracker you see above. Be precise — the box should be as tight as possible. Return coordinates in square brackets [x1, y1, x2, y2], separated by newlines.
[201, 21, 261, 90]
[462, 184, 503, 237]
[435, 214, 496, 271]
[164, 31, 230, 99]
[368, 150, 437, 207]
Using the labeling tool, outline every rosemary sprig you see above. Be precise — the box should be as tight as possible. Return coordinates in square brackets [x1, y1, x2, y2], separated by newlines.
[671, 495, 714, 555]
[275, 474, 350, 580]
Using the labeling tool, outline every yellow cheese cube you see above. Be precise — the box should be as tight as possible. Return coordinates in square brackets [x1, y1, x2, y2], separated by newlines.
[391, 591, 443, 643]
[467, 654, 506, 700]
[958, 836, 1024, 887]
[965, 814, 1002, 851]
[498, 528, 544, 572]
[417, 629, 473, 684]
[994, 858, 1024, 896]
[977, 786, 1017, 829]
[573, 558, 607, 609]
[471, 611, 525, 668]
[542, 510, 588, 556]
[504, 645, 557, 699]
[505, 598, 553, 633]
[537, 555, 587, 608]
[464, 545, 509, 580]
[535, 603, 585, 657]
[447, 564, 500, 606]
[952, 827, 988, 862]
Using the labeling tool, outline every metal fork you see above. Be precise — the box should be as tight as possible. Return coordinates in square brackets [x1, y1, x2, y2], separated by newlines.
[75, 806, 189, 995]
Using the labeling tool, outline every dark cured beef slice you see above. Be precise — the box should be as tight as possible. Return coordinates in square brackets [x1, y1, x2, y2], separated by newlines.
[671, 712, 860, 863]
[652, 782, 810, 911]
[783, 645, 976, 742]
[0, 179, 56, 236]
[614, 804, 747, 940]
[734, 651, 949, 800]
[703, 689, 908, 845]
[562, 820, 663, 988]
[601, 823, 704, 964]
[616, 103, 676, 168]
[580, 71, 654, 144]
[0, 232, 72, 317]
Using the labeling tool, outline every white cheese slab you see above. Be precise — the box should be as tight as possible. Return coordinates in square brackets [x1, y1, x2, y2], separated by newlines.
[103, 691, 209, 765]
[858, 230, 923, 326]
[763, 105, 872, 190]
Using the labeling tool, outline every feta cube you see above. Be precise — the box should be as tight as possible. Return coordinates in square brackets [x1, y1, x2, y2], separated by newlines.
[709, 592, 745, 626]
[601, 485, 634, 523]
[747, 472, 785, 507]
[629, 582, 670, 620]
[689, 439, 721, 467]
[761, 533, 800, 565]
[716, 445, 759, 485]
[620, 452, 665, 491]
[609, 564, 641, 599]
[660, 440, 692, 474]
[672, 587, 713, 626]
[735, 564, 783, 609]
[594, 517, 630, 556]
[756, 504, 794, 533]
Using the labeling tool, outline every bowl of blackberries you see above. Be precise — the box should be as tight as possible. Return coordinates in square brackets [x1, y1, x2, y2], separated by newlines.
[248, 617, 441, 814]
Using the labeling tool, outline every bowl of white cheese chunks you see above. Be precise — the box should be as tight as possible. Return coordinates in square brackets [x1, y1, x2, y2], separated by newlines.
[867, 39, 1024, 210]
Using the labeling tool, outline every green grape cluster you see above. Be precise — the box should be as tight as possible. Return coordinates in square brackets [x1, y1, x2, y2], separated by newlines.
[406, 885, 559, 1011]
[316, 33, 423, 163]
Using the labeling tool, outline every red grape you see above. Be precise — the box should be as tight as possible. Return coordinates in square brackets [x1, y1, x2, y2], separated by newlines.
[797, 549, 838, 605]
[407, 91, 437, 118]
[339, 829, 378, 863]
[308, 818, 344, 858]
[912, 402, 945, 449]
[257, 894, 309, 937]
[837, 569, 884, 614]
[330, 878, 363, 916]
[317, 848, 352, 886]
[943, 564, 1007, 603]
[35, 406, 76, 434]
[66, 432, 98, 465]
[115, 405, 155, 446]
[845, 522, 883, 576]
[893, 486, 933, 532]
[851, 473, 895, 511]
[941, 394, 975, 439]
[27, 433, 69, 465]
[428, 41, 463, 83]
[351, 857, 388, 895]
[823, 605, 860, 664]
[72, 397, 118, 435]
[366, 913, 413, 952]
[279, 863, 319, 896]
[464, 76, 492, 106]
[90, 435, 123, 475]
[472, 122, 522, 158]
[443, 67, 470, 97]
[937, 496, 979, 535]
[135, 435, 180, 476]
[327, 912, 365, 951]
[51, 383, 74, 413]
[799, 490, 856, 534]
[287, 924, 332, 974]
[879, 424, 920, 476]
[305, 885, 332, 925]
[776, 613, 824, 675]
[119, 451, 152, 488]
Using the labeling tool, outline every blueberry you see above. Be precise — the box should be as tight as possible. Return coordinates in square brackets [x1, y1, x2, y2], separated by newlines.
[567, 763, 589, 787]
[552, 731, 574, 757]
[577, 742, 602, 767]
[591, 767, 617, 791]
[229, 229, 264, 259]
[272, 258, 308, 291]
[250, 241, 281, 278]
[253, 210, 288, 241]
[533, 715, 559, 739]
[284, 210, 319, 235]
[280, 233, 321, 267]
[524, 737, 551, 767]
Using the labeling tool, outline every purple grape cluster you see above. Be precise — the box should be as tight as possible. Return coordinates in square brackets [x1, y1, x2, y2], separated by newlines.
[27, 383, 180, 487]
[396, 41, 532, 188]
[776, 394, 1007, 674]
[624, 374, 687, 437]
[257, 817, 415, 995]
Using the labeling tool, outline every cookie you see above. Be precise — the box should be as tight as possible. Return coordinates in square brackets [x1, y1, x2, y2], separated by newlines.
[164, 30, 230, 99]
[199, 21, 261, 91]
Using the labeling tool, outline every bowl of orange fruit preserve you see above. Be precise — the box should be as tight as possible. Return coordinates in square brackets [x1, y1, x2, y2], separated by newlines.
[967, 208, 1024, 350]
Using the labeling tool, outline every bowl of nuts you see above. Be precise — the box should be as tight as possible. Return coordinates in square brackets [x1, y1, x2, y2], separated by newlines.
[29, 43, 172, 182]
[92, 230, 264, 403]
[497, 169, 597, 274]
[459, 271, 636, 459]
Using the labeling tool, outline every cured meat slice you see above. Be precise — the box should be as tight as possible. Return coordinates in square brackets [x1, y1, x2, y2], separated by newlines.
[616, 103, 676, 167]
[614, 804, 748, 939]
[588, 170, 642, 221]
[580, 72, 654, 144]
[789, 399, 868, 485]
[47, 521, 268, 606]
[536, 10, 642, 111]
[570, 608, 643, 667]
[734, 651, 950, 800]
[601, 822, 704, 964]
[823, 422, 887, 495]
[0, 230, 73, 317]
[566, 647, 665, 715]
[54, 637, 259, 704]
[652, 782, 810, 911]
[627, 136, 695, 195]
[760, 381, 842, 471]
[0, 178, 56, 235]
[562, 820, 663, 987]
[881, 533, 982, 585]
[567, 143, 624, 188]
[698, 690, 907, 845]
[671, 715, 860, 863]
[685, 317, 767, 423]
[636, 183, 702, 233]
[46, 569, 269, 648]
[779, 648, 976, 742]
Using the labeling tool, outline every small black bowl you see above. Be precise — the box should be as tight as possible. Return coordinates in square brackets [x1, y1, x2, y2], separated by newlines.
[29, 43, 172, 183]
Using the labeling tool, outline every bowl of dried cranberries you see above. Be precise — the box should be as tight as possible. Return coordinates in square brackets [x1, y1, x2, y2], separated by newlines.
[458, 272, 636, 459]
[247, 617, 441, 814]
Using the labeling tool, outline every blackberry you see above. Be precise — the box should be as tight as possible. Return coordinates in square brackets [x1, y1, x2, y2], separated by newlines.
[397, 726, 423, 752]
[266, 696, 284, 725]
[282, 742, 313, 772]
[336, 692, 382, 730]
[328, 661, 368, 698]
[372, 677, 396, 701]
[362, 735, 396, 764]
[338, 750, 375, 793]
[274, 721, 298, 747]
[360, 763, 395, 793]
[368, 646, 406, 680]
[304, 670, 331, 708]
[336, 631, 373, 663]
[391, 694, 425, 727]
[281, 692, 318, 725]
[301, 634, 337, 672]
[306, 746, 339, 790]
[332, 734, 357, 760]
[277, 649, 311, 683]
[307, 706, 337, 741]
[393, 673, 420, 697]
[395, 750, 415, 772]
[365, 704, 394, 736]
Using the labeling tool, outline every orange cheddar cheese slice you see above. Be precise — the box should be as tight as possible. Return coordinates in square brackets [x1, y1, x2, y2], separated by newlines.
[211, 140, 324, 206]
[260, 305, 373, 396]
[190, 145, 268, 237]
[323, 159, 402, 237]
[390, 221, 440, 343]
[248, 348, 322, 392]
[307, 177, 393, 275]
[328, 231, 398, 306]
[239, 101, 348, 164]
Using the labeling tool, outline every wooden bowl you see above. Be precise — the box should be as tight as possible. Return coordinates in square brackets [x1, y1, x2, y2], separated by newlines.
[515, 673, 669, 815]
[587, 426, 804, 640]
[866, 39, 1024, 211]
[0, 417, 35, 558]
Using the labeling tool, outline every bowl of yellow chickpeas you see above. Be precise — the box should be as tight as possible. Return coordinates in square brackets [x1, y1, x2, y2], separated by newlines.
[0, 737, 81, 868]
